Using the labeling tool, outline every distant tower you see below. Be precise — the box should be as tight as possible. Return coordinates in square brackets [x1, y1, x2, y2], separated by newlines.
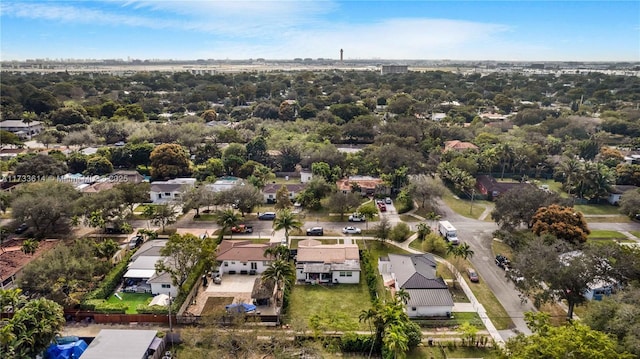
[340, 49, 343, 62]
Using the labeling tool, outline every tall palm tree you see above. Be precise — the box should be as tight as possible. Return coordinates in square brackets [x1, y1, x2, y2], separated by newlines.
[559, 157, 582, 200]
[261, 259, 294, 302]
[264, 244, 290, 261]
[272, 208, 302, 246]
[395, 288, 411, 305]
[215, 209, 239, 240]
[384, 325, 409, 359]
[447, 243, 475, 260]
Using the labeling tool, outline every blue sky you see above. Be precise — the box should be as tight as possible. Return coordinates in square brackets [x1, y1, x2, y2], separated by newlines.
[1, 1, 639, 61]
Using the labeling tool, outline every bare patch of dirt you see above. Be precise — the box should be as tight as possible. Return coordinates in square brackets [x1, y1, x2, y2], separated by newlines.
[0, 238, 59, 281]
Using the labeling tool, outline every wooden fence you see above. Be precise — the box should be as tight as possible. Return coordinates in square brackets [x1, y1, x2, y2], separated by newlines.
[64, 310, 176, 325]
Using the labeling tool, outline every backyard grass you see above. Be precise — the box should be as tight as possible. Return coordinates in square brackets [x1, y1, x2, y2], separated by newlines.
[288, 281, 371, 331]
[630, 230, 640, 238]
[362, 240, 410, 259]
[290, 238, 338, 249]
[107, 292, 153, 314]
[588, 230, 627, 240]
[534, 179, 566, 196]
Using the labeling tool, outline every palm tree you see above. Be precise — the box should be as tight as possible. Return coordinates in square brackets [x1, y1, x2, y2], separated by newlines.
[456, 243, 475, 260]
[395, 288, 411, 305]
[264, 245, 290, 261]
[384, 325, 409, 359]
[215, 209, 239, 240]
[21, 239, 39, 256]
[272, 208, 302, 246]
[559, 157, 582, 200]
[261, 259, 294, 324]
[416, 223, 431, 241]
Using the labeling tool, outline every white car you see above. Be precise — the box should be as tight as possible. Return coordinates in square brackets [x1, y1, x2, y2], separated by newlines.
[348, 213, 366, 222]
[342, 226, 362, 234]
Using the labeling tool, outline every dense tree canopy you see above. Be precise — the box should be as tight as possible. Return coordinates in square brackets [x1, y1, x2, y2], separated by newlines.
[149, 143, 192, 179]
[531, 205, 590, 245]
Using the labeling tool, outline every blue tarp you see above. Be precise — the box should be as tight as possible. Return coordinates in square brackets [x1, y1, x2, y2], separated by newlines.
[45, 339, 88, 359]
[225, 302, 257, 313]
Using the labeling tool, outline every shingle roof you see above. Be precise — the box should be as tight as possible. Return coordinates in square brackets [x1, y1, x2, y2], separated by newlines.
[262, 183, 307, 194]
[216, 240, 273, 262]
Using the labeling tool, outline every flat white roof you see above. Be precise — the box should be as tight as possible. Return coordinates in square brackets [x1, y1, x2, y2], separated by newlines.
[81, 329, 158, 359]
[124, 269, 157, 279]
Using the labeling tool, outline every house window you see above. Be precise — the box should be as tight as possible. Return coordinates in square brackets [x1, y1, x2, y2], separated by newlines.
[263, 261, 270, 266]
[164, 192, 171, 196]
[268, 194, 274, 199]
[243, 262, 247, 266]
[411, 307, 416, 311]
[339, 272, 346, 277]
[231, 261, 236, 265]
[346, 272, 353, 277]
[161, 284, 171, 289]
[224, 261, 228, 267]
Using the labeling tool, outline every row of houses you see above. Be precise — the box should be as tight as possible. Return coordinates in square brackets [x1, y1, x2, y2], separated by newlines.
[215, 239, 454, 317]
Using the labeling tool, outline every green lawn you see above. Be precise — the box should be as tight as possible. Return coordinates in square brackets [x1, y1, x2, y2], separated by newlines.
[106, 292, 153, 314]
[361, 240, 410, 259]
[586, 215, 631, 223]
[535, 179, 566, 197]
[288, 281, 371, 331]
[630, 230, 640, 238]
[574, 204, 622, 215]
[588, 230, 627, 240]
[441, 191, 486, 220]
[491, 240, 514, 260]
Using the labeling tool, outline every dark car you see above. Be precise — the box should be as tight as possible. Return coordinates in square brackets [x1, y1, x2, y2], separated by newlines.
[14, 223, 29, 234]
[306, 227, 324, 236]
[258, 212, 276, 220]
[495, 254, 511, 270]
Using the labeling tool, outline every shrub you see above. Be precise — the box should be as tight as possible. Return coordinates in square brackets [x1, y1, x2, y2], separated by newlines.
[85, 252, 132, 301]
[421, 232, 448, 256]
[80, 299, 126, 313]
[171, 260, 206, 311]
[340, 332, 374, 353]
[136, 304, 170, 314]
[360, 250, 378, 300]
[389, 222, 411, 242]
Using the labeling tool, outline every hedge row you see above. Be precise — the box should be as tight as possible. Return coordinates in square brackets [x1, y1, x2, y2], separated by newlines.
[136, 304, 170, 314]
[171, 260, 206, 312]
[360, 250, 378, 300]
[85, 252, 132, 301]
[79, 299, 127, 313]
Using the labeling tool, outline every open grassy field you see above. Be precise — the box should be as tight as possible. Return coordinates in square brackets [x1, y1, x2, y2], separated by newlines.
[288, 281, 371, 331]
[107, 292, 153, 314]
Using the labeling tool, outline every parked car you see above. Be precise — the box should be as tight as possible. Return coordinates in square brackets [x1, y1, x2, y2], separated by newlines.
[377, 202, 387, 211]
[495, 254, 511, 270]
[348, 213, 366, 222]
[385, 197, 392, 204]
[231, 224, 253, 233]
[258, 212, 276, 220]
[306, 227, 324, 236]
[14, 223, 28, 234]
[342, 226, 362, 234]
[128, 235, 144, 250]
[467, 268, 479, 282]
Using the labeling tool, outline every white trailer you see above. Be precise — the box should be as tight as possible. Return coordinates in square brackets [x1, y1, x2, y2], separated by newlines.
[438, 221, 460, 245]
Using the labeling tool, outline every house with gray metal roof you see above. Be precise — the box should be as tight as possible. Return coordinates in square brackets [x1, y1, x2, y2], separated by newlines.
[379, 253, 454, 317]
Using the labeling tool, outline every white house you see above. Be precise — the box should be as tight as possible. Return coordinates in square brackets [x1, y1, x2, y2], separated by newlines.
[300, 170, 313, 183]
[149, 178, 196, 203]
[0, 119, 44, 139]
[204, 176, 244, 193]
[607, 185, 638, 206]
[262, 183, 306, 204]
[295, 239, 360, 284]
[216, 240, 274, 275]
[123, 240, 178, 297]
[379, 253, 453, 318]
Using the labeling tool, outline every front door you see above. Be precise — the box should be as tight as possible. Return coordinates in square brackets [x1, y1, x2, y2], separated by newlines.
[251, 262, 257, 270]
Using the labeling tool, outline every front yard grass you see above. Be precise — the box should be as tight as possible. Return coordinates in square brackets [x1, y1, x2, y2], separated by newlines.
[574, 204, 622, 215]
[588, 230, 627, 240]
[491, 240, 514, 259]
[441, 191, 486, 220]
[106, 292, 153, 314]
[630, 230, 640, 238]
[465, 279, 514, 330]
[585, 215, 631, 223]
[288, 281, 371, 331]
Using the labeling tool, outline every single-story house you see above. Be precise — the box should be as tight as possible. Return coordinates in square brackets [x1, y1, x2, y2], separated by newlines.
[216, 240, 274, 275]
[108, 170, 145, 184]
[379, 253, 454, 318]
[431, 112, 447, 121]
[295, 239, 360, 284]
[149, 177, 196, 203]
[123, 240, 177, 297]
[607, 185, 639, 205]
[559, 251, 619, 301]
[475, 175, 535, 200]
[0, 119, 44, 139]
[443, 140, 479, 152]
[204, 176, 245, 193]
[336, 176, 387, 196]
[300, 170, 313, 183]
[262, 183, 307, 204]
[81, 329, 164, 359]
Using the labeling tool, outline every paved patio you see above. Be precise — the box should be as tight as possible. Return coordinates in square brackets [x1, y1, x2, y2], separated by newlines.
[185, 274, 277, 316]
